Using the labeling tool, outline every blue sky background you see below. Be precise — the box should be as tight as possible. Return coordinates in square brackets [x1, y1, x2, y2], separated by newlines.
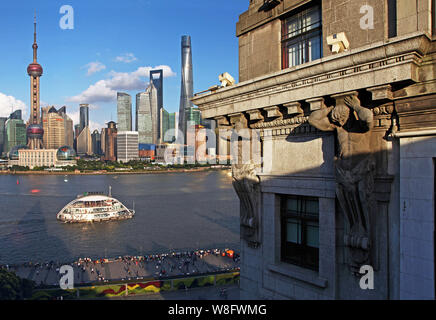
[0, 0, 248, 130]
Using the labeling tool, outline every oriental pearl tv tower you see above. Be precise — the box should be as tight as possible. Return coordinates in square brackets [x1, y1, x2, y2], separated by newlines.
[26, 15, 44, 149]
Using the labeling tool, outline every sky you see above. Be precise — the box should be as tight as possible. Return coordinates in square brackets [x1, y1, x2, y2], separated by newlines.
[0, 0, 248, 131]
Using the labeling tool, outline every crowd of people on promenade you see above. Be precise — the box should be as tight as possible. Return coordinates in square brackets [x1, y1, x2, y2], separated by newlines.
[0, 248, 240, 287]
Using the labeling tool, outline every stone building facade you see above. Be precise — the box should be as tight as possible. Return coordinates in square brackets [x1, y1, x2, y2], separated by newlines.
[193, 0, 436, 299]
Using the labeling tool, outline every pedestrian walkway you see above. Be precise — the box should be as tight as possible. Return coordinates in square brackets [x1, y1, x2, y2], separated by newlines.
[4, 248, 240, 287]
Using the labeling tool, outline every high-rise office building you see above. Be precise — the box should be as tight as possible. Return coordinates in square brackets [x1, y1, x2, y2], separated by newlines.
[0, 117, 7, 156]
[178, 35, 194, 139]
[186, 107, 201, 126]
[42, 106, 65, 149]
[57, 106, 66, 114]
[74, 124, 80, 140]
[160, 108, 169, 143]
[117, 131, 139, 163]
[27, 16, 44, 149]
[76, 126, 92, 156]
[170, 112, 178, 135]
[5, 118, 26, 153]
[150, 69, 163, 110]
[136, 83, 158, 144]
[73, 124, 80, 151]
[117, 92, 132, 132]
[136, 91, 153, 144]
[160, 108, 177, 143]
[150, 69, 163, 138]
[9, 110, 22, 120]
[100, 128, 106, 155]
[102, 121, 117, 162]
[42, 106, 73, 149]
[58, 106, 74, 148]
[91, 129, 102, 155]
[79, 104, 89, 134]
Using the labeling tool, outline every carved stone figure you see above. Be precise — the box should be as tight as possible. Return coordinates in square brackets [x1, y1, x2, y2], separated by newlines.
[219, 114, 262, 247]
[232, 160, 261, 247]
[309, 94, 376, 271]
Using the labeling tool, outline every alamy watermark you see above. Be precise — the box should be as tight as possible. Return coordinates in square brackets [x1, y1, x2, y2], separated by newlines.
[360, 5, 374, 30]
[59, 5, 74, 30]
[359, 265, 374, 290]
[59, 265, 74, 290]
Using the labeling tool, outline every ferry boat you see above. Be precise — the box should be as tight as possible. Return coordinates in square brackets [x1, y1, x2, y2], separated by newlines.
[56, 187, 134, 223]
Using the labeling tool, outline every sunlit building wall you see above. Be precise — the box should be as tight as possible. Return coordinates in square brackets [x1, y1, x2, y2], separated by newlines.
[102, 121, 117, 162]
[136, 91, 153, 144]
[76, 126, 92, 156]
[117, 131, 139, 163]
[117, 92, 132, 132]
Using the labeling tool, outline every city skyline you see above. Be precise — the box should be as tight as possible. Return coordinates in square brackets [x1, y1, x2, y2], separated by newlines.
[0, 0, 246, 132]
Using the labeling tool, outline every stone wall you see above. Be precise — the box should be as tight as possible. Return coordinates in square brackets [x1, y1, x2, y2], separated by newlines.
[398, 135, 436, 299]
[322, 0, 386, 58]
[237, 0, 433, 82]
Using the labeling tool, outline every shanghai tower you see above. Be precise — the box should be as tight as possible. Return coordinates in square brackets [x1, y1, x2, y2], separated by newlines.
[178, 35, 194, 139]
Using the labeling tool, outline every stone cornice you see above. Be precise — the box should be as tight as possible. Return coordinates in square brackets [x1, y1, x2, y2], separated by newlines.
[193, 33, 430, 120]
[251, 115, 309, 129]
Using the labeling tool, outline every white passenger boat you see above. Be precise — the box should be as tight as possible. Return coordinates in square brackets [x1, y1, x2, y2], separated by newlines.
[56, 187, 134, 223]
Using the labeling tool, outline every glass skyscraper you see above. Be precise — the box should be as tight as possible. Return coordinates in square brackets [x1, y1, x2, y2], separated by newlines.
[91, 129, 102, 155]
[5, 119, 26, 153]
[136, 83, 158, 144]
[136, 91, 153, 144]
[9, 110, 22, 120]
[150, 70, 163, 110]
[117, 92, 132, 132]
[0, 117, 7, 155]
[150, 69, 163, 142]
[79, 104, 89, 134]
[187, 107, 201, 126]
[178, 35, 194, 139]
[159, 108, 177, 143]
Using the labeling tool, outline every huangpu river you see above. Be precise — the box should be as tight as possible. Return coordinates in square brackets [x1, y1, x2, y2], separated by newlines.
[0, 171, 240, 265]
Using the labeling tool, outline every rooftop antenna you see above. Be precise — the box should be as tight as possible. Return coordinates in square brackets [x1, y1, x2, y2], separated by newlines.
[33, 10, 38, 63]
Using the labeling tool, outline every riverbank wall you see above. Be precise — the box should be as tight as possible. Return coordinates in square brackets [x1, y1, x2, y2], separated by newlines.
[0, 166, 231, 176]
[31, 271, 240, 300]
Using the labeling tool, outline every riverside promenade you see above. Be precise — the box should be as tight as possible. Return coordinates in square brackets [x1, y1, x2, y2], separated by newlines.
[4, 249, 239, 287]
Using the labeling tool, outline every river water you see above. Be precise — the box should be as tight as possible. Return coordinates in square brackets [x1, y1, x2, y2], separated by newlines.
[0, 171, 240, 265]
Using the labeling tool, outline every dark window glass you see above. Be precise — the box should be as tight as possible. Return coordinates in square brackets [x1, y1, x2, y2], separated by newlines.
[282, 5, 322, 69]
[433, 0, 436, 35]
[281, 195, 319, 271]
[388, 0, 397, 38]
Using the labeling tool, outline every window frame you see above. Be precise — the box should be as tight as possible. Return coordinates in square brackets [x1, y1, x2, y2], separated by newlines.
[281, 4, 322, 69]
[280, 194, 320, 271]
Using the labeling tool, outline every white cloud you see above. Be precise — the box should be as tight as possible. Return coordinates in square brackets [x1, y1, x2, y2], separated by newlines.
[115, 53, 138, 63]
[67, 65, 176, 104]
[0, 92, 28, 119]
[68, 80, 117, 103]
[67, 107, 104, 132]
[84, 61, 106, 76]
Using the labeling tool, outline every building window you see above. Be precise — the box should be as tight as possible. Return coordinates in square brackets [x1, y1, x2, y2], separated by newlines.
[387, 0, 397, 38]
[281, 195, 319, 270]
[433, 0, 436, 36]
[282, 4, 322, 69]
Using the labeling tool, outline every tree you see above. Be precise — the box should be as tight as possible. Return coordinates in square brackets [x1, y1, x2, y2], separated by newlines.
[0, 269, 35, 300]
